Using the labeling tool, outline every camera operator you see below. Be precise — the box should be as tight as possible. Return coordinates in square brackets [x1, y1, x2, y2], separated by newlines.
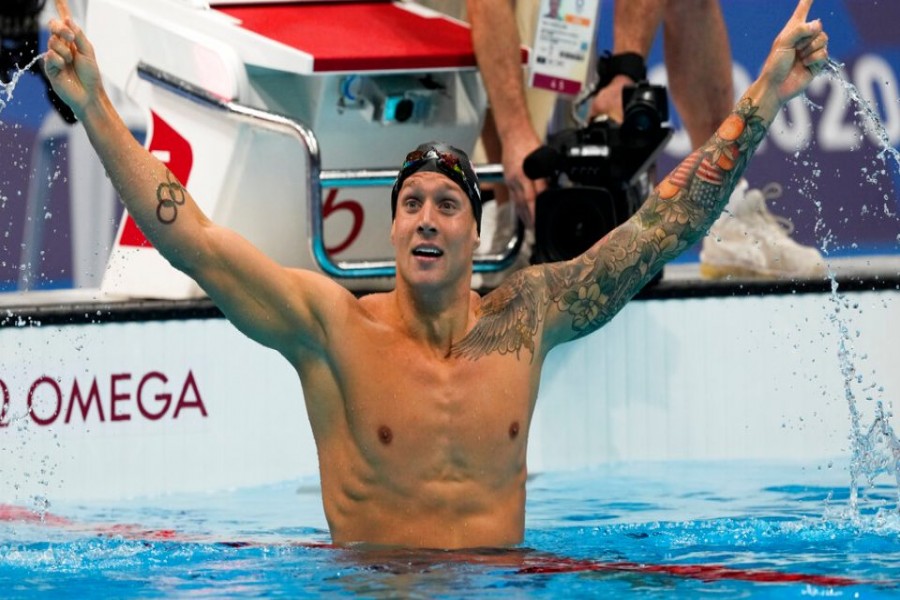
[458, 0, 680, 280]
[464, 0, 826, 282]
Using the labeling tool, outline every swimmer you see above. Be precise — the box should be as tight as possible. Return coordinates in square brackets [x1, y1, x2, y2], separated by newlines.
[44, 0, 828, 549]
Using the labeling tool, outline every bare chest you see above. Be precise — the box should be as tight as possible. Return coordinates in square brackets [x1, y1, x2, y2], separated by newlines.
[332, 336, 536, 477]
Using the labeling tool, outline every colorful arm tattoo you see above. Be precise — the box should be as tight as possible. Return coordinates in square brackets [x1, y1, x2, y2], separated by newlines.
[452, 97, 769, 361]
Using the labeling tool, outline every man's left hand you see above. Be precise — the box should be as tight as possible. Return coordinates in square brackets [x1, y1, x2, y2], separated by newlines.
[761, 0, 829, 105]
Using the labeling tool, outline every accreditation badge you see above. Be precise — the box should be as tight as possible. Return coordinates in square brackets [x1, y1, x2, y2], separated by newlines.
[529, 0, 600, 95]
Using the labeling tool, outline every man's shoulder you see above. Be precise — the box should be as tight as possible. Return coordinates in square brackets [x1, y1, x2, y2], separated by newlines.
[478, 266, 547, 317]
[280, 268, 379, 330]
[353, 291, 396, 326]
[453, 269, 549, 362]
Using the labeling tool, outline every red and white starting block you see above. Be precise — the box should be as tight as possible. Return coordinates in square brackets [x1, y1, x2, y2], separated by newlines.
[87, 0, 522, 299]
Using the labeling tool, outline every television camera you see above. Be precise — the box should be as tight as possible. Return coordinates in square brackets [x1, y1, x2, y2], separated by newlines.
[525, 56, 673, 265]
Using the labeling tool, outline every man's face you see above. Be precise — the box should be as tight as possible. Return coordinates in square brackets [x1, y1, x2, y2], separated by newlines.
[391, 171, 480, 290]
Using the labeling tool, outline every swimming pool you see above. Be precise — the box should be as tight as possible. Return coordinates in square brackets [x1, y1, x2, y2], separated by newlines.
[1, 460, 897, 598]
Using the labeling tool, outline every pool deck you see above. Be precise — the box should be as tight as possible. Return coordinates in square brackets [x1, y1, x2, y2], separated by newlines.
[1, 255, 897, 323]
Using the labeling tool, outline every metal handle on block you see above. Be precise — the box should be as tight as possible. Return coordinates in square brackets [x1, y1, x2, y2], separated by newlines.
[136, 63, 522, 279]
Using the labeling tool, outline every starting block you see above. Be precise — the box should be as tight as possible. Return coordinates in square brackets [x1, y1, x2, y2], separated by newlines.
[87, 0, 523, 298]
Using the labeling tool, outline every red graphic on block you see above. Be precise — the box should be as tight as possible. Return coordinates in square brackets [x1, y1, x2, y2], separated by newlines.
[323, 189, 364, 255]
[119, 112, 194, 247]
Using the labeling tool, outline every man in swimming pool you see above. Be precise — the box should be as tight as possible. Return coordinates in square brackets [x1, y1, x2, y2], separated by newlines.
[44, 0, 827, 549]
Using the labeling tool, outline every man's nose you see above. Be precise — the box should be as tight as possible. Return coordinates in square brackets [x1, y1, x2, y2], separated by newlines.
[416, 203, 438, 235]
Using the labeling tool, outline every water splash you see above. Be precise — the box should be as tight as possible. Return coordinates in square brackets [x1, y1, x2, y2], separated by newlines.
[823, 58, 900, 181]
[827, 273, 900, 518]
[813, 58, 900, 520]
[0, 53, 46, 115]
[0, 54, 62, 517]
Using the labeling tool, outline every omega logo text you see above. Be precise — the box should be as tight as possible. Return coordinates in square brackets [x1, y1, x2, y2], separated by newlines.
[0, 370, 207, 428]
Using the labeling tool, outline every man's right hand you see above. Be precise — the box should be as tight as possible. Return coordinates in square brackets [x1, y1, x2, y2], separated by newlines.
[45, 15, 102, 121]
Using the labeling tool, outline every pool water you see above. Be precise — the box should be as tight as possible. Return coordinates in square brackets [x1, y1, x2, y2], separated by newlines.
[1, 460, 898, 598]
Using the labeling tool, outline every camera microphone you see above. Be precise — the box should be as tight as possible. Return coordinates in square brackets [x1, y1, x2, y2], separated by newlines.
[523, 145, 562, 180]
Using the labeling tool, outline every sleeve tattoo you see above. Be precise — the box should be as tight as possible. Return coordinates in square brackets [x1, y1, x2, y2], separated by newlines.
[453, 97, 770, 361]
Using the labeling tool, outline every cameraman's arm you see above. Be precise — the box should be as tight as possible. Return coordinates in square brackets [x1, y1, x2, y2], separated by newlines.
[467, 0, 543, 225]
[590, 0, 666, 122]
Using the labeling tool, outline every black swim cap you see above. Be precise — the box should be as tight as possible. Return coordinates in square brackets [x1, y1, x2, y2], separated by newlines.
[390, 142, 482, 234]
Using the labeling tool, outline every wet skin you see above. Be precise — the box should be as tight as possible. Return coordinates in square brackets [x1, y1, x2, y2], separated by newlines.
[295, 172, 543, 548]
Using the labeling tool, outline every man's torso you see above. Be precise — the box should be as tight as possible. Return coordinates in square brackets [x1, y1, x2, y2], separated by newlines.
[294, 291, 544, 548]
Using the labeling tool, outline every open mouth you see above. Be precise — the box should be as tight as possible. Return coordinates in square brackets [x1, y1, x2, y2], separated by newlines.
[412, 245, 444, 258]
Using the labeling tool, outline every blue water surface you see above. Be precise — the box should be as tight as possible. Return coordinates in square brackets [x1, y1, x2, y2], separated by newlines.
[1, 460, 898, 598]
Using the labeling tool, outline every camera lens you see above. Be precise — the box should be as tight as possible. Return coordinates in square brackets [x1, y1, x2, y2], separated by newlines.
[623, 89, 661, 134]
[626, 107, 655, 133]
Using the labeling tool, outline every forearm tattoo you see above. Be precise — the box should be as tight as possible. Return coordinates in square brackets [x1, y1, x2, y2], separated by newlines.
[453, 97, 769, 361]
[155, 170, 186, 224]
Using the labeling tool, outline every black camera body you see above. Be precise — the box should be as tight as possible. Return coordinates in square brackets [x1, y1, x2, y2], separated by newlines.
[526, 81, 672, 265]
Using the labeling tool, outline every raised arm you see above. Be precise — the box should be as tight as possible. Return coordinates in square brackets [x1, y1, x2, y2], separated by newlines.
[44, 14, 352, 358]
[454, 0, 828, 360]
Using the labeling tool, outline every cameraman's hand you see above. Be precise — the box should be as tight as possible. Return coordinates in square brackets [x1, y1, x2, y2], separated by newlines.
[44, 7, 103, 122]
[502, 130, 544, 229]
[588, 74, 633, 123]
[759, 0, 828, 106]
